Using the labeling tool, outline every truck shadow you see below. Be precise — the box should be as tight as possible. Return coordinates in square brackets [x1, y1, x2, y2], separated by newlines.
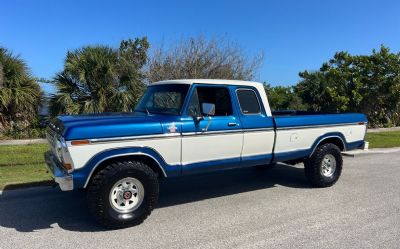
[158, 163, 309, 208]
[0, 163, 308, 233]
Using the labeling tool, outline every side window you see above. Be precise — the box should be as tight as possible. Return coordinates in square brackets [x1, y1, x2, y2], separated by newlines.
[236, 89, 261, 114]
[188, 86, 233, 116]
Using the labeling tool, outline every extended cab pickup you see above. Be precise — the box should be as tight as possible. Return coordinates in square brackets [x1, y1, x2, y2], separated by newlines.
[45, 79, 367, 228]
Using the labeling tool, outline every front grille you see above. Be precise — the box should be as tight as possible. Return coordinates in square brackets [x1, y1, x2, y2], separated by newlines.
[46, 128, 58, 156]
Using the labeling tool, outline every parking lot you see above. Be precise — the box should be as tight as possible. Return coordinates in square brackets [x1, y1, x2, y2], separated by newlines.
[1, 152, 399, 249]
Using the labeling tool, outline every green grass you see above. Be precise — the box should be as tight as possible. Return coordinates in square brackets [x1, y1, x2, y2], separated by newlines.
[0, 143, 52, 190]
[365, 131, 400, 148]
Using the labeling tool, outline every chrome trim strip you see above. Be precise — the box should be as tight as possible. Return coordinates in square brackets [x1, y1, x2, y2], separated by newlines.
[83, 152, 168, 188]
[276, 122, 364, 130]
[88, 133, 180, 144]
[82, 128, 276, 144]
[244, 127, 275, 132]
[182, 129, 243, 136]
[181, 128, 274, 136]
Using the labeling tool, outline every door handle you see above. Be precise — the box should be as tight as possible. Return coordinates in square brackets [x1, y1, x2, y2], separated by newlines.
[227, 122, 238, 126]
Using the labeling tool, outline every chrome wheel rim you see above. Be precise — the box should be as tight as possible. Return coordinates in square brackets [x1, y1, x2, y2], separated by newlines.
[321, 154, 336, 177]
[109, 177, 144, 213]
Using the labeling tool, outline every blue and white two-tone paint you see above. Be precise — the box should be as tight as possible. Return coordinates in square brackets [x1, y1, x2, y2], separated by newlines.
[45, 79, 368, 191]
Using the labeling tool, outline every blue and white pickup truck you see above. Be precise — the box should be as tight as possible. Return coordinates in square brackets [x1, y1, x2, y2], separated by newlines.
[45, 79, 367, 228]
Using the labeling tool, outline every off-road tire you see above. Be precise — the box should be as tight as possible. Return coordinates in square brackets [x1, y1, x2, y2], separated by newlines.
[87, 160, 159, 229]
[304, 143, 343, 188]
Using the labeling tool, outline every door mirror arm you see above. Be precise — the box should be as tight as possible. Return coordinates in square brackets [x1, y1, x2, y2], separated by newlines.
[194, 115, 204, 123]
[202, 116, 212, 132]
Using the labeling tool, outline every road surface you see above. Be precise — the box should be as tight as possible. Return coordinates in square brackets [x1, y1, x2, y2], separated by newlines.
[1, 152, 399, 249]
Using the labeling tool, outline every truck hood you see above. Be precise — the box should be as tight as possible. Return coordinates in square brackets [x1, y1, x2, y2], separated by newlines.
[50, 113, 166, 140]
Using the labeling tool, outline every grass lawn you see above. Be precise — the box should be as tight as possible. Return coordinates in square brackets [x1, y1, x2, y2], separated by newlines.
[0, 143, 52, 190]
[365, 131, 400, 148]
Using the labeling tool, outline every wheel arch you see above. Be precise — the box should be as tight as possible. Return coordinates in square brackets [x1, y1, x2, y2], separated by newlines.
[309, 133, 346, 157]
[83, 151, 168, 189]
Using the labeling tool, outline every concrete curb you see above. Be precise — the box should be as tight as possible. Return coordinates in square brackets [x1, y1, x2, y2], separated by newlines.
[0, 139, 46, 146]
[367, 127, 400, 133]
[342, 147, 400, 157]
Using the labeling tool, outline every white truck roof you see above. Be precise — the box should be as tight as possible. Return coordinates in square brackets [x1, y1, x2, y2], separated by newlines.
[152, 79, 263, 87]
[151, 79, 272, 116]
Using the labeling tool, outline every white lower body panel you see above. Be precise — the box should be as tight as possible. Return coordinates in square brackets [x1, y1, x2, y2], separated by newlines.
[274, 124, 367, 154]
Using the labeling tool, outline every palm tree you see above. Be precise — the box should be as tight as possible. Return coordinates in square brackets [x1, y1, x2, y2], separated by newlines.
[50, 38, 149, 116]
[0, 47, 42, 132]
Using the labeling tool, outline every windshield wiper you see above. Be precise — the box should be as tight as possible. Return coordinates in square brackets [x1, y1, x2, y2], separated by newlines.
[133, 109, 149, 115]
[145, 107, 151, 116]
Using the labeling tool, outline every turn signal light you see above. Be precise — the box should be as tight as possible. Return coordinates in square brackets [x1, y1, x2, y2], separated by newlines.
[63, 163, 73, 171]
[71, 140, 90, 146]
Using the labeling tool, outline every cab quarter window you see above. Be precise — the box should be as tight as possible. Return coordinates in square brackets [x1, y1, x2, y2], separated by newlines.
[237, 89, 261, 114]
[187, 86, 233, 116]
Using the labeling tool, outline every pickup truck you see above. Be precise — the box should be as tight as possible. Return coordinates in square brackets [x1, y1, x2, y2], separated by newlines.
[45, 79, 368, 229]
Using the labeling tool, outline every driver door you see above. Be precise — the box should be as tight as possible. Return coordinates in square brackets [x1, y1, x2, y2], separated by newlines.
[181, 85, 243, 174]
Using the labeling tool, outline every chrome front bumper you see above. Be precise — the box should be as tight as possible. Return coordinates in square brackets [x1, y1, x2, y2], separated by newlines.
[44, 151, 73, 191]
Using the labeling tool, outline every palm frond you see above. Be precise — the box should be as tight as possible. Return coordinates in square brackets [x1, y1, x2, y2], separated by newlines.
[50, 40, 148, 116]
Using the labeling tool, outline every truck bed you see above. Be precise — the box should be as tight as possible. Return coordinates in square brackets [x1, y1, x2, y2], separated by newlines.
[271, 112, 367, 162]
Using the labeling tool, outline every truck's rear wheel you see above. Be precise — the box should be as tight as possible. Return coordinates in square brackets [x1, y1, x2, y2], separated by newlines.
[304, 143, 342, 187]
[87, 160, 159, 229]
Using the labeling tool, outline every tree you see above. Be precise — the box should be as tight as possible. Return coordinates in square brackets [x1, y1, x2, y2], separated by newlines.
[295, 46, 400, 127]
[49, 37, 149, 116]
[264, 84, 305, 111]
[146, 36, 263, 82]
[0, 47, 42, 133]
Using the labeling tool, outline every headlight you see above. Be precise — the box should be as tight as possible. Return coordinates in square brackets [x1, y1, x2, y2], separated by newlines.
[54, 138, 74, 173]
[55, 139, 64, 162]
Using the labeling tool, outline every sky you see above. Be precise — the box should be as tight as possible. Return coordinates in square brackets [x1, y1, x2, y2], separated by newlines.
[1, 0, 400, 93]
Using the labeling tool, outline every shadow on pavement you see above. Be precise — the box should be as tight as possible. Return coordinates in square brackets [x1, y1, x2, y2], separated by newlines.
[2, 180, 54, 191]
[0, 163, 308, 233]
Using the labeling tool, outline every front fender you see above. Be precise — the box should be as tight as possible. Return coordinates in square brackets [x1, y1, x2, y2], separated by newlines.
[72, 146, 181, 189]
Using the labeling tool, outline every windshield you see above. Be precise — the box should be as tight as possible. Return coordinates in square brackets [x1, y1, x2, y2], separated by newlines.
[134, 84, 190, 115]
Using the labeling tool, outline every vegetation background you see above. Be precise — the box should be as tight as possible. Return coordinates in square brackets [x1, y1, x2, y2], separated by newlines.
[1, 36, 400, 139]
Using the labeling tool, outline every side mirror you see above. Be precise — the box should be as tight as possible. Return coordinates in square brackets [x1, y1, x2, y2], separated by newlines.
[202, 103, 215, 116]
[200, 103, 215, 132]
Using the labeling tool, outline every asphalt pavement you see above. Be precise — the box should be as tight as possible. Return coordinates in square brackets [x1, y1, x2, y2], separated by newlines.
[1, 152, 399, 249]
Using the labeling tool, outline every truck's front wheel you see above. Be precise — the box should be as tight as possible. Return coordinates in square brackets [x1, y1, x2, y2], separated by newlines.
[87, 160, 159, 229]
[304, 143, 343, 187]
